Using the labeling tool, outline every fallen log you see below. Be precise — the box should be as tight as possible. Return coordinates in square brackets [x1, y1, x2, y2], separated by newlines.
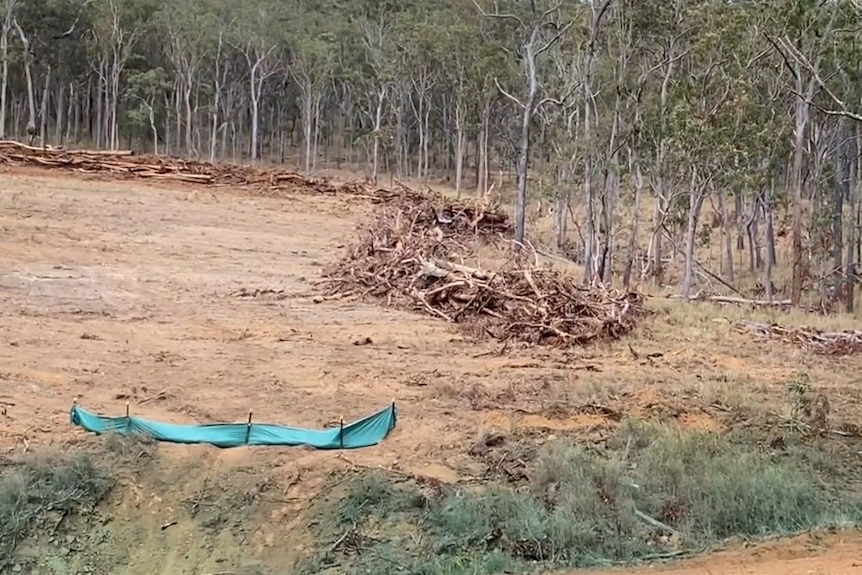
[667, 293, 792, 306]
[737, 320, 862, 356]
[0, 140, 134, 156]
[0, 139, 416, 203]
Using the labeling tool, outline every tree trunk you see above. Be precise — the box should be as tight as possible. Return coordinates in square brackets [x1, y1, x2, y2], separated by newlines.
[651, 48, 677, 286]
[513, 33, 542, 246]
[719, 190, 734, 284]
[790, 64, 812, 307]
[0, 0, 11, 139]
[371, 84, 386, 184]
[312, 90, 322, 171]
[184, 80, 193, 156]
[300, 82, 313, 173]
[600, 87, 621, 284]
[764, 181, 776, 302]
[623, 143, 644, 289]
[54, 81, 64, 145]
[12, 19, 35, 143]
[682, 170, 705, 300]
[39, 64, 49, 146]
[846, 125, 860, 312]
[454, 96, 465, 197]
[476, 98, 490, 196]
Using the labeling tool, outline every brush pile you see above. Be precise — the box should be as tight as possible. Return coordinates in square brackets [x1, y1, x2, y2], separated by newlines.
[0, 140, 403, 200]
[323, 198, 643, 347]
[738, 320, 862, 356]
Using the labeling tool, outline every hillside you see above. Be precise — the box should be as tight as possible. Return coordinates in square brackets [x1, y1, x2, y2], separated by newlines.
[1, 147, 862, 574]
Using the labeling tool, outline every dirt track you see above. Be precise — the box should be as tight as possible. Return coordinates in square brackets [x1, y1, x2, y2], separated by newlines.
[579, 531, 862, 575]
[1, 169, 861, 574]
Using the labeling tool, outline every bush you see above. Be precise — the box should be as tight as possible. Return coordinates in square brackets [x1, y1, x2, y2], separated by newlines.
[0, 450, 113, 569]
[337, 471, 425, 525]
[627, 421, 832, 545]
[298, 422, 862, 575]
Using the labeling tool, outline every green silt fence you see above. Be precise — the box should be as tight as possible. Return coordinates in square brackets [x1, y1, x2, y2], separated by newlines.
[70, 401, 397, 449]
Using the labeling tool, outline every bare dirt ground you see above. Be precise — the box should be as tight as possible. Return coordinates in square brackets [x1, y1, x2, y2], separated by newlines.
[1, 168, 861, 574]
[578, 531, 862, 575]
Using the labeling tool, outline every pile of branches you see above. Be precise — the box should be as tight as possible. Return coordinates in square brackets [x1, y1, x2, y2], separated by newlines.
[324, 200, 643, 347]
[738, 320, 862, 356]
[0, 140, 404, 200]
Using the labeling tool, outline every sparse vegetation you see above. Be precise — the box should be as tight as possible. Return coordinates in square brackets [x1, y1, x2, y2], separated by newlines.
[0, 450, 114, 570]
[295, 423, 862, 575]
[102, 430, 158, 462]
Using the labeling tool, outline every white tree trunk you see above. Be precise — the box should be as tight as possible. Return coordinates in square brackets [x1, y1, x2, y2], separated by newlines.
[682, 169, 705, 300]
[454, 98, 465, 197]
[371, 84, 386, 184]
[0, 0, 12, 139]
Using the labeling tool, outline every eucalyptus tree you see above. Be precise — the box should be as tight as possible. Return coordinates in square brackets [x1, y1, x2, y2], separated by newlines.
[229, 0, 284, 162]
[474, 0, 579, 245]
[287, 0, 338, 172]
[3, 0, 862, 312]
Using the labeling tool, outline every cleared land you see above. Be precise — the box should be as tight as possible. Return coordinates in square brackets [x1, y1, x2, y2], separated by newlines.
[1, 166, 862, 574]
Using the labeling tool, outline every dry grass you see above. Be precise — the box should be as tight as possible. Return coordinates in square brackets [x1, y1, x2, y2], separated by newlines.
[295, 423, 862, 575]
[0, 449, 114, 570]
[3, 155, 861, 575]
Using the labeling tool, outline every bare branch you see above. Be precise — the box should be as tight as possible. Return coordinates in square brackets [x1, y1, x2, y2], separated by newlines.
[762, 32, 797, 80]
[790, 90, 862, 123]
[537, 79, 581, 110]
[639, 47, 692, 85]
[588, 0, 615, 49]
[471, 0, 525, 28]
[743, 47, 771, 69]
[779, 28, 862, 123]
[539, 1, 564, 22]
[535, 21, 573, 57]
[54, 0, 94, 39]
[494, 77, 526, 109]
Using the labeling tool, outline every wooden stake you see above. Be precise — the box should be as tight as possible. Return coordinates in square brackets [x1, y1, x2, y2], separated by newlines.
[339, 415, 345, 449]
[245, 410, 253, 445]
[125, 401, 130, 418]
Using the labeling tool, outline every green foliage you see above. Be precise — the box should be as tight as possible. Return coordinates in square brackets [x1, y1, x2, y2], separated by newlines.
[295, 424, 862, 575]
[3, 0, 860, 272]
[336, 471, 425, 524]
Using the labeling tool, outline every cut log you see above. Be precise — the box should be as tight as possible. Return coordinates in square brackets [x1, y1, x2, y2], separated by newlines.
[667, 293, 792, 306]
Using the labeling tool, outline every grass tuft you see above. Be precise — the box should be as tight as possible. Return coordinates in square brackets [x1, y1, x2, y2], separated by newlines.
[0, 450, 113, 570]
[336, 471, 426, 525]
[295, 422, 862, 575]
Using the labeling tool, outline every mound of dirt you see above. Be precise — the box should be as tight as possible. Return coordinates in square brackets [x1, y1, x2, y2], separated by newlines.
[323, 197, 643, 347]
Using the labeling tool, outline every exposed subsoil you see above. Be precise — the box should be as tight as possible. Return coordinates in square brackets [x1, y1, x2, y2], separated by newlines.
[1, 168, 860, 574]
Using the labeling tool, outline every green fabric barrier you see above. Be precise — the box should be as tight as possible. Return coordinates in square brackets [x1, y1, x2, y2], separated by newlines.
[69, 402, 397, 449]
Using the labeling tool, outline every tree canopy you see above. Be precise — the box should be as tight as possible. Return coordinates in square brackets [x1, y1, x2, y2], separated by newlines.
[2, 0, 861, 307]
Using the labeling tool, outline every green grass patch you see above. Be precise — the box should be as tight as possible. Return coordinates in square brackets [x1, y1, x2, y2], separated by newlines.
[293, 422, 862, 575]
[0, 450, 114, 570]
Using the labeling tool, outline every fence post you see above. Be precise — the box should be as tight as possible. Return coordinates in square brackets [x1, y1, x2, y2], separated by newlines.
[339, 415, 344, 449]
[245, 410, 253, 445]
[125, 401, 131, 434]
